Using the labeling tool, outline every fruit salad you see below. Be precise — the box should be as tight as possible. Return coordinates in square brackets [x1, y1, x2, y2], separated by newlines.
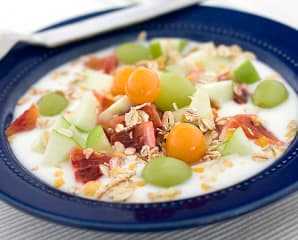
[6, 37, 298, 202]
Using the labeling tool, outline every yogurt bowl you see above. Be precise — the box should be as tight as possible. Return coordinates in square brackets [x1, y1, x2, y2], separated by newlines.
[0, 6, 297, 231]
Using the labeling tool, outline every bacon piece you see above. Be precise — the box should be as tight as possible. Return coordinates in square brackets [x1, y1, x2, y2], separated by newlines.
[233, 84, 250, 104]
[5, 104, 39, 136]
[187, 70, 204, 81]
[223, 114, 284, 145]
[84, 54, 119, 74]
[74, 167, 102, 184]
[110, 129, 132, 146]
[217, 71, 231, 81]
[133, 121, 156, 148]
[212, 108, 218, 119]
[71, 148, 112, 169]
[110, 121, 156, 151]
[70, 147, 112, 183]
[140, 104, 163, 128]
[108, 115, 126, 129]
[93, 90, 115, 112]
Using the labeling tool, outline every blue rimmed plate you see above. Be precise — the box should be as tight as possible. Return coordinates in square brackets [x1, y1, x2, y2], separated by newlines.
[0, 6, 297, 232]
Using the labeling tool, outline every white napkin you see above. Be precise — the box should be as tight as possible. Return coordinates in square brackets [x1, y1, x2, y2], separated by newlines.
[0, 0, 135, 33]
[0, 0, 296, 34]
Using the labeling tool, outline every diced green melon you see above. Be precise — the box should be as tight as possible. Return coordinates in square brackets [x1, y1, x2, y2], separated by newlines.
[78, 69, 113, 93]
[215, 142, 226, 153]
[221, 127, 252, 156]
[178, 42, 232, 73]
[204, 56, 232, 72]
[32, 117, 71, 154]
[172, 107, 188, 122]
[53, 116, 71, 129]
[98, 95, 133, 123]
[165, 65, 186, 76]
[178, 50, 209, 73]
[32, 131, 49, 154]
[32, 140, 46, 154]
[233, 59, 260, 84]
[86, 126, 111, 152]
[177, 42, 215, 71]
[149, 38, 188, 59]
[68, 125, 85, 147]
[43, 130, 78, 166]
[72, 92, 99, 132]
[201, 80, 234, 104]
[149, 41, 163, 59]
[189, 87, 215, 128]
[198, 42, 216, 52]
[53, 116, 85, 147]
[178, 39, 188, 52]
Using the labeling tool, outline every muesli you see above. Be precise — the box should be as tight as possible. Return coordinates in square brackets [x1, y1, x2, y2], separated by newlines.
[6, 37, 298, 202]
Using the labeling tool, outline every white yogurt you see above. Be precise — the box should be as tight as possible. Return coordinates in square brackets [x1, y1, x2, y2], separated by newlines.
[9, 43, 298, 203]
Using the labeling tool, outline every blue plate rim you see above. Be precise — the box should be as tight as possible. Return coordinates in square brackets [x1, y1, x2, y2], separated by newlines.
[0, 6, 297, 232]
[1, 176, 297, 231]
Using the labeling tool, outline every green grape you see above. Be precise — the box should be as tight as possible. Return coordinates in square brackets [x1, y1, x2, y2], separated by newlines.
[37, 92, 68, 116]
[154, 72, 195, 111]
[252, 80, 289, 108]
[115, 42, 151, 64]
[233, 59, 260, 84]
[141, 157, 192, 187]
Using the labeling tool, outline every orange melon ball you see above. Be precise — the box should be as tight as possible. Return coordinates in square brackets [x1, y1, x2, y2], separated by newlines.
[166, 123, 206, 164]
[113, 66, 135, 95]
[125, 68, 161, 104]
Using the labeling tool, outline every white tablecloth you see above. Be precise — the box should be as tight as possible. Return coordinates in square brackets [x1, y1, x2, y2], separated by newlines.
[0, 1, 297, 239]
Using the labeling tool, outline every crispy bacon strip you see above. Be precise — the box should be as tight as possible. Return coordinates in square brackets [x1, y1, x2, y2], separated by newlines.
[5, 104, 39, 136]
[84, 54, 119, 74]
[110, 121, 156, 151]
[140, 104, 163, 128]
[93, 90, 115, 112]
[233, 84, 250, 104]
[70, 147, 112, 183]
[223, 114, 284, 145]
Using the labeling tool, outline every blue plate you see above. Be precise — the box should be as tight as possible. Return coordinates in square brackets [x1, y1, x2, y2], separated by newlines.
[0, 6, 297, 232]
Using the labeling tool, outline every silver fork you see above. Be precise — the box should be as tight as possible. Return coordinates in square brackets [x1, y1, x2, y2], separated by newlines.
[0, 0, 202, 61]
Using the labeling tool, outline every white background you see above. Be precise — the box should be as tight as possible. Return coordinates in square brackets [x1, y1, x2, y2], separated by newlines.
[0, 0, 297, 33]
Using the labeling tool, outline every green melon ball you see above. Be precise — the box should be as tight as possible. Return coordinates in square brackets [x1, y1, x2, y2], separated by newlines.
[154, 72, 195, 111]
[115, 42, 151, 64]
[37, 92, 68, 116]
[252, 80, 289, 108]
[141, 157, 192, 187]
